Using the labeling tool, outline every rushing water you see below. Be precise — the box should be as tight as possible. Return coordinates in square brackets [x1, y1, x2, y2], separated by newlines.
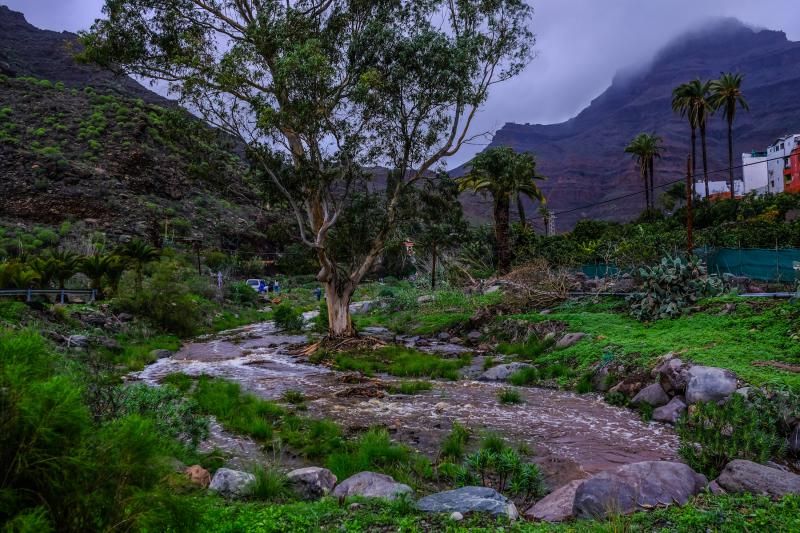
[134, 321, 678, 486]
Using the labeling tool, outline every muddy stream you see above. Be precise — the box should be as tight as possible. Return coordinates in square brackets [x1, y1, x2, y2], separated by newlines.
[134, 321, 678, 487]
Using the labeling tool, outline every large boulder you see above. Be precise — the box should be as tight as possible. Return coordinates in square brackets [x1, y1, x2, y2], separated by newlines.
[685, 366, 738, 404]
[209, 468, 255, 499]
[416, 486, 518, 519]
[716, 460, 800, 499]
[479, 363, 533, 381]
[332, 472, 412, 500]
[652, 355, 691, 393]
[652, 396, 687, 425]
[556, 332, 586, 349]
[573, 461, 707, 519]
[630, 383, 670, 408]
[525, 479, 583, 522]
[287, 467, 337, 500]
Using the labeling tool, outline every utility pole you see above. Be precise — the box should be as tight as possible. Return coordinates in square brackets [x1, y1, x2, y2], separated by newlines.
[686, 154, 694, 257]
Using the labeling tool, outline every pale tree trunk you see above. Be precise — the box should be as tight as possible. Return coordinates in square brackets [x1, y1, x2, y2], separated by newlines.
[727, 120, 735, 199]
[494, 196, 512, 274]
[691, 127, 697, 193]
[700, 123, 710, 200]
[324, 281, 356, 338]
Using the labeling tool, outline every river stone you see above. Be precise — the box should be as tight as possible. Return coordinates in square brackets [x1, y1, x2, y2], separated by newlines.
[150, 349, 174, 360]
[185, 465, 211, 488]
[652, 396, 687, 424]
[525, 479, 583, 522]
[67, 335, 89, 348]
[479, 362, 533, 381]
[573, 461, 707, 519]
[466, 331, 482, 342]
[630, 383, 670, 407]
[685, 366, 738, 404]
[789, 425, 800, 454]
[209, 468, 255, 499]
[287, 467, 337, 499]
[416, 486, 518, 519]
[652, 356, 691, 393]
[592, 365, 613, 392]
[332, 472, 412, 500]
[716, 460, 800, 499]
[556, 332, 586, 349]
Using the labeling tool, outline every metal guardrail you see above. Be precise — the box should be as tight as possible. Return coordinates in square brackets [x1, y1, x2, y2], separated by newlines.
[0, 289, 96, 303]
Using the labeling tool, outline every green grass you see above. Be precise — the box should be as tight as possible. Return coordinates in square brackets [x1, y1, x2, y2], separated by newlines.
[517, 297, 800, 391]
[327, 345, 470, 380]
[249, 466, 293, 502]
[281, 390, 306, 405]
[508, 367, 540, 386]
[496, 338, 555, 361]
[114, 333, 181, 371]
[211, 308, 272, 332]
[497, 388, 524, 404]
[191, 492, 800, 532]
[386, 380, 433, 395]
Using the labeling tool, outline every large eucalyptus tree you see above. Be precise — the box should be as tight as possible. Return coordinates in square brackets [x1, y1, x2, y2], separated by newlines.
[82, 0, 535, 337]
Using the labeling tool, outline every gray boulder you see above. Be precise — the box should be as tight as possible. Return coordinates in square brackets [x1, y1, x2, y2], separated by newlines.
[466, 331, 482, 342]
[416, 486, 518, 519]
[573, 461, 707, 519]
[630, 383, 670, 408]
[209, 468, 256, 499]
[556, 332, 586, 349]
[525, 479, 583, 522]
[332, 472, 412, 500]
[652, 396, 687, 425]
[287, 467, 337, 500]
[652, 355, 691, 393]
[685, 366, 738, 404]
[479, 363, 533, 382]
[716, 460, 800, 499]
[349, 300, 376, 314]
[67, 335, 89, 348]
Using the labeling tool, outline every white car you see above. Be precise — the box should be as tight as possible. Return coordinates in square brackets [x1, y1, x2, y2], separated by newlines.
[245, 279, 266, 292]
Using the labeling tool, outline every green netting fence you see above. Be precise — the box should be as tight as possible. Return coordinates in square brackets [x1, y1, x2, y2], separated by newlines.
[579, 248, 800, 283]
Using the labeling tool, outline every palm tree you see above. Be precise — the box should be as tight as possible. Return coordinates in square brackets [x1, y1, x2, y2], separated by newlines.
[672, 79, 713, 199]
[458, 147, 545, 274]
[49, 250, 81, 290]
[118, 239, 159, 290]
[29, 257, 59, 288]
[710, 73, 749, 199]
[80, 254, 113, 298]
[625, 133, 663, 210]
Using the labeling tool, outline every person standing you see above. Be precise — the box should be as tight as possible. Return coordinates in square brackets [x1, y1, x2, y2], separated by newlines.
[313, 286, 322, 301]
[273, 279, 281, 295]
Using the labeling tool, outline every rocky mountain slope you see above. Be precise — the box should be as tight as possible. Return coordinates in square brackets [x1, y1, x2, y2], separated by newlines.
[0, 6, 270, 251]
[480, 19, 800, 229]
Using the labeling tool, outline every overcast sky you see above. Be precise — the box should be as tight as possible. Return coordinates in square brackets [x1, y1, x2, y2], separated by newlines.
[5, 0, 800, 166]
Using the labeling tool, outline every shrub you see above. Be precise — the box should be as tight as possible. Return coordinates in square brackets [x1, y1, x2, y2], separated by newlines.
[439, 422, 470, 462]
[326, 428, 410, 480]
[497, 388, 524, 404]
[281, 389, 306, 405]
[249, 466, 292, 502]
[273, 304, 304, 332]
[627, 255, 724, 321]
[227, 281, 260, 307]
[604, 391, 629, 407]
[116, 383, 209, 445]
[315, 300, 329, 333]
[678, 392, 787, 478]
[508, 367, 540, 386]
[459, 447, 546, 507]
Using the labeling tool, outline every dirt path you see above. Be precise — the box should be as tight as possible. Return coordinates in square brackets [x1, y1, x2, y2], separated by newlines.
[136, 322, 678, 486]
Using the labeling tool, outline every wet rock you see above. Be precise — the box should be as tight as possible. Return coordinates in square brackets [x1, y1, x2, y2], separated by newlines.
[151, 349, 174, 360]
[652, 396, 687, 425]
[685, 366, 738, 404]
[630, 383, 670, 408]
[789, 425, 800, 454]
[417, 295, 435, 304]
[556, 332, 586, 349]
[573, 461, 707, 519]
[592, 365, 613, 392]
[525, 479, 583, 522]
[287, 467, 337, 499]
[479, 363, 533, 382]
[209, 468, 255, 498]
[416, 486, 518, 519]
[716, 460, 800, 499]
[449, 511, 464, 521]
[652, 355, 690, 393]
[185, 465, 211, 488]
[98, 337, 122, 351]
[67, 335, 89, 348]
[117, 312, 134, 322]
[466, 331, 482, 343]
[332, 472, 412, 500]
[437, 332, 451, 341]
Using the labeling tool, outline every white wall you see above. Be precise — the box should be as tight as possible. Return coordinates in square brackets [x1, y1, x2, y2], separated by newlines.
[741, 152, 769, 194]
[766, 135, 800, 194]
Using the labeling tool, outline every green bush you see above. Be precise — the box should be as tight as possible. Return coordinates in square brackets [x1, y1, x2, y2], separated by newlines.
[457, 445, 547, 508]
[227, 281, 260, 307]
[116, 383, 209, 445]
[326, 428, 410, 480]
[249, 466, 292, 502]
[497, 388, 524, 404]
[332, 346, 469, 380]
[273, 304, 304, 332]
[439, 422, 470, 462]
[604, 391, 629, 407]
[627, 255, 724, 321]
[508, 367, 540, 386]
[678, 392, 787, 478]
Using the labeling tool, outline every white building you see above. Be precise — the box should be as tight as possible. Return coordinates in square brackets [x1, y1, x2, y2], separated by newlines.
[695, 180, 744, 198]
[766, 134, 800, 194]
[741, 150, 769, 195]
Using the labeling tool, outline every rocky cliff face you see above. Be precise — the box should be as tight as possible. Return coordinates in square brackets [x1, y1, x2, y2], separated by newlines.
[482, 19, 800, 229]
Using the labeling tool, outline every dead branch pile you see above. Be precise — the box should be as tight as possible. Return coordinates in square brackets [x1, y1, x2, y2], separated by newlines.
[501, 258, 571, 309]
[294, 335, 387, 357]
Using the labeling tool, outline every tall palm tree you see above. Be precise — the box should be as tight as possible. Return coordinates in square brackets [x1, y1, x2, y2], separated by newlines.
[458, 147, 546, 274]
[118, 239, 159, 290]
[80, 254, 113, 298]
[672, 79, 713, 199]
[49, 250, 81, 290]
[710, 73, 749, 199]
[625, 133, 663, 210]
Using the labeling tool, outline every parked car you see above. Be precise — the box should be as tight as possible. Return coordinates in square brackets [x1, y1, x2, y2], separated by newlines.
[245, 279, 266, 292]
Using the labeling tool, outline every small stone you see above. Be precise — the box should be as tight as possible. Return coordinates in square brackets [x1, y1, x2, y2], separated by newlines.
[437, 332, 451, 341]
[287, 467, 337, 500]
[417, 295, 435, 304]
[348, 503, 363, 511]
[185, 465, 211, 488]
[150, 349, 174, 359]
[467, 331, 482, 342]
[449, 511, 464, 521]
[652, 396, 687, 425]
[67, 335, 89, 348]
[556, 332, 586, 349]
[630, 383, 670, 408]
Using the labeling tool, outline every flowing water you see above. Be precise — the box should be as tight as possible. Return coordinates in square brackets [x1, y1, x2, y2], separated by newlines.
[134, 321, 678, 486]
